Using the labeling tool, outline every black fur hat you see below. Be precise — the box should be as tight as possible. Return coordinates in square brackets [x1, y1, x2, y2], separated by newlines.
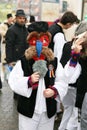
[28, 21, 48, 33]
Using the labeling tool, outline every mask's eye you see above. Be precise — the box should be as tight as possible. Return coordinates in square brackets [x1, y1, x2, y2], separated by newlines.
[27, 32, 38, 46]
[29, 36, 37, 46]
[40, 34, 50, 46]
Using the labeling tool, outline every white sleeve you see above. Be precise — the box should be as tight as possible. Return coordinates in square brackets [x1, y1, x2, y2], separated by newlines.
[8, 60, 32, 98]
[53, 33, 66, 61]
[54, 61, 81, 101]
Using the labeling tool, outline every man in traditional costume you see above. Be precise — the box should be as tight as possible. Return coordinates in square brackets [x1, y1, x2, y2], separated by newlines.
[8, 21, 81, 130]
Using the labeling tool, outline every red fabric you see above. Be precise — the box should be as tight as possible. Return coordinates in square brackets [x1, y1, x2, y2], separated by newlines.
[47, 21, 53, 27]
[33, 54, 45, 61]
[28, 76, 38, 90]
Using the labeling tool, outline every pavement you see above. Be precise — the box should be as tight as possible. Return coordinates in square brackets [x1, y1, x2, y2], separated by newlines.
[0, 81, 18, 130]
[0, 81, 61, 130]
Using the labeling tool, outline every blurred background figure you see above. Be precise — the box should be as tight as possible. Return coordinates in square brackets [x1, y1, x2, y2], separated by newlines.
[4, 13, 13, 28]
[26, 15, 36, 30]
[29, 15, 35, 23]
[0, 13, 13, 82]
[0, 34, 2, 91]
[0, 78, 2, 91]
[0, 13, 13, 44]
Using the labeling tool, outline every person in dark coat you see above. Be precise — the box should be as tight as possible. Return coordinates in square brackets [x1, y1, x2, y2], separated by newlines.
[5, 9, 29, 99]
[5, 9, 28, 65]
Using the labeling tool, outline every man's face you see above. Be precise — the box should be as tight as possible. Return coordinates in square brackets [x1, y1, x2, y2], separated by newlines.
[16, 16, 26, 26]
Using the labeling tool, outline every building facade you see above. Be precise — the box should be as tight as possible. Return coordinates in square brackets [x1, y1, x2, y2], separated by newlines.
[0, 0, 86, 22]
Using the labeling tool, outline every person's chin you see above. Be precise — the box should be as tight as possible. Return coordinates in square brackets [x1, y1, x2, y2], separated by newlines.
[20, 23, 25, 26]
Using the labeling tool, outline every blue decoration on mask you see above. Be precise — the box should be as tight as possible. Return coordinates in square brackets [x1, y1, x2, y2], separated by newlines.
[36, 40, 42, 57]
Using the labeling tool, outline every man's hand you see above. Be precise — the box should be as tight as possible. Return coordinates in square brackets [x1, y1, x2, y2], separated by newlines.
[8, 62, 16, 67]
[31, 72, 40, 84]
[43, 88, 55, 98]
[71, 38, 83, 53]
[71, 32, 87, 53]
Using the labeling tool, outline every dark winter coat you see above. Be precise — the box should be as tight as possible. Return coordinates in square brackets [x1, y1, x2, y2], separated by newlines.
[5, 22, 28, 63]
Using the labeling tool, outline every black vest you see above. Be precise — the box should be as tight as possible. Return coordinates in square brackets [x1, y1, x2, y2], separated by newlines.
[17, 56, 58, 118]
[48, 23, 64, 51]
[60, 41, 78, 88]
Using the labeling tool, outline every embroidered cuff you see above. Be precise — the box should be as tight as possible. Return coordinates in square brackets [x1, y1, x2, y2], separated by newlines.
[28, 76, 38, 90]
[49, 86, 58, 98]
[69, 50, 80, 67]
[32, 83, 38, 90]
[28, 76, 33, 88]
